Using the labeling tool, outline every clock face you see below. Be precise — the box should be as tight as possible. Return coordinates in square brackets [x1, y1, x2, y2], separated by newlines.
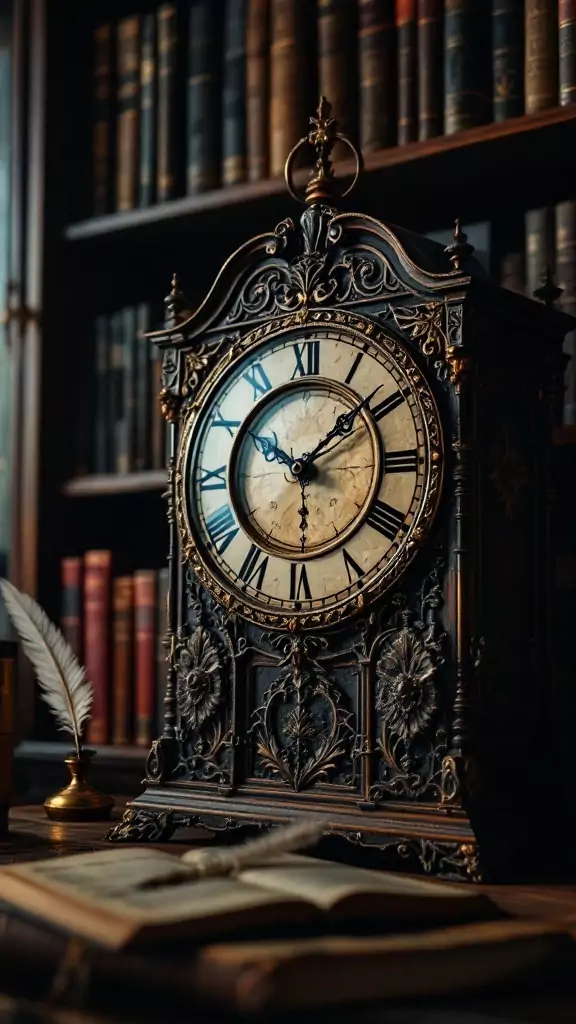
[178, 314, 443, 628]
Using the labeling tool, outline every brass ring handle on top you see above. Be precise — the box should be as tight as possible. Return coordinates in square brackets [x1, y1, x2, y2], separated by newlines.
[284, 96, 363, 207]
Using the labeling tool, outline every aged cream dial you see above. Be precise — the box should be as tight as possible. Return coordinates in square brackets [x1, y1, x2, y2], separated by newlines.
[180, 316, 443, 627]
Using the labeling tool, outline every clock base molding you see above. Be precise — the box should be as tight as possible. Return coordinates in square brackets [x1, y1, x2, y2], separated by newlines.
[108, 786, 486, 883]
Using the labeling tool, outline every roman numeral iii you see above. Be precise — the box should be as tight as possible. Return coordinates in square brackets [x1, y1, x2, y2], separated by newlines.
[238, 544, 269, 590]
[205, 504, 239, 555]
[384, 449, 418, 473]
[366, 499, 405, 540]
[291, 340, 320, 378]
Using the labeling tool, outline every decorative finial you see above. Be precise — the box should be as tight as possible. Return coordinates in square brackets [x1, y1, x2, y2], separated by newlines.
[164, 272, 187, 328]
[284, 96, 363, 207]
[533, 264, 563, 305]
[444, 218, 475, 272]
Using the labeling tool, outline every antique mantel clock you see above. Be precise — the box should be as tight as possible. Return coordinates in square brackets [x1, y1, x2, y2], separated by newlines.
[109, 101, 573, 882]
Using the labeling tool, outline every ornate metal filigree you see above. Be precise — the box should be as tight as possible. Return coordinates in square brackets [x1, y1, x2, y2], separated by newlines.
[176, 626, 223, 730]
[369, 556, 447, 803]
[376, 627, 437, 742]
[251, 633, 354, 792]
[488, 424, 529, 520]
[106, 809, 177, 843]
[159, 387, 180, 423]
[391, 302, 446, 357]
[398, 839, 482, 882]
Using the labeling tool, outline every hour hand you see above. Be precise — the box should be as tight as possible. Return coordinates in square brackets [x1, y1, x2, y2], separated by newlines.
[249, 430, 295, 470]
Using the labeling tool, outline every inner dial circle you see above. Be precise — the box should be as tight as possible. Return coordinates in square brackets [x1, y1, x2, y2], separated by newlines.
[230, 378, 381, 560]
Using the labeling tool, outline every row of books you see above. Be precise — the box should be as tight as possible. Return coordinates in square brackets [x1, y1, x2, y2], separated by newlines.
[93, 0, 576, 216]
[92, 304, 167, 476]
[60, 552, 169, 747]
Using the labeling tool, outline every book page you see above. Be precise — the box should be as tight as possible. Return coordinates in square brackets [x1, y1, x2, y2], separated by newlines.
[237, 854, 484, 912]
[0, 849, 308, 924]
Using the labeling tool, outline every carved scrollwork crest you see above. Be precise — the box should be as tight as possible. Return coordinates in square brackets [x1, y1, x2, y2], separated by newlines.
[387, 301, 465, 386]
[251, 633, 354, 792]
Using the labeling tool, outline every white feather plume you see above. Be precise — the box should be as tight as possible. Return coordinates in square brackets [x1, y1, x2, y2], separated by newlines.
[0, 578, 93, 754]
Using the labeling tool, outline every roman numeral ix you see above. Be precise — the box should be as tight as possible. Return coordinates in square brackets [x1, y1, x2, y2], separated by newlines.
[212, 409, 241, 436]
[366, 499, 406, 541]
[199, 465, 227, 491]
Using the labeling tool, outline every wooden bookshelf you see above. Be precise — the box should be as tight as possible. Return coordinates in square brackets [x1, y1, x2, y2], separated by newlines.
[62, 471, 167, 497]
[65, 106, 576, 243]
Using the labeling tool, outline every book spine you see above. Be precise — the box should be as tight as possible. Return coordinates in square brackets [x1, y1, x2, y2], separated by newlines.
[397, 0, 417, 144]
[318, 0, 358, 148]
[84, 551, 112, 746]
[246, 0, 269, 181]
[116, 15, 140, 212]
[444, 0, 491, 134]
[359, 0, 396, 152]
[139, 14, 156, 208]
[60, 557, 83, 660]
[156, 567, 169, 735]
[417, 0, 443, 140]
[157, 3, 182, 202]
[93, 23, 113, 216]
[525, 206, 555, 298]
[134, 570, 157, 748]
[492, 0, 524, 121]
[109, 312, 125, 475]
[119, 307, 137, 476]
[222, 0, 248, 186]
[500, 251, 525, 293]
[524, 0, 558, 113]
[112, 576, 134, 746]
[94, 315, 109, 475]
[269, 0, 311, 177]
[135, 304, 151, 471]
[556, 200, 576, 425]
[150, 343, 165, 470]
[560, 0, 576, 106]
[188, 0, 221, 193]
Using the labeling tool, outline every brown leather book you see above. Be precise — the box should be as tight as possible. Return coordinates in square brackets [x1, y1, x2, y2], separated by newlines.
[396, 0, 417, 144]
[157, 3, 183, 202]
[247, 0, 270, 181]
[525, 206, 555, 298]
[560, 0, 576, 106]
[524, 0, 558, 113]
[84, 551, 112, 746]
[317, 0, 358, 156]
[269, 0, 314, 177]
[556, 200, 576, 425]
[134, 570, 157, 748]
[92, 23, 113, 216]
[115, 15, 140, 212]
[112, 576, 134, 746]
[358, 0, 396, 152]
[60, 556, 83, 660]
[417, 0, 443, 139]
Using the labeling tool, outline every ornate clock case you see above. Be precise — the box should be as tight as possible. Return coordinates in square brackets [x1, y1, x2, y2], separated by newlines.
[109, 103, 573, 882]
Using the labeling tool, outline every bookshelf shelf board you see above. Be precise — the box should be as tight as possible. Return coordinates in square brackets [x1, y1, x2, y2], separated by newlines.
[15, 741, 146, 764]
[64, 106, 576, 243]
[62, 471, 167, 496]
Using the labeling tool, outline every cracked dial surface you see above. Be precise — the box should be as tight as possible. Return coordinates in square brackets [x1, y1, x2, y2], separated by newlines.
[181, 320, 442, 626]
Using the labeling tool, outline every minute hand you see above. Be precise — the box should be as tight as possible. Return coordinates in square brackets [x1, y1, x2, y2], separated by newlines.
[301, 384, 384, 468]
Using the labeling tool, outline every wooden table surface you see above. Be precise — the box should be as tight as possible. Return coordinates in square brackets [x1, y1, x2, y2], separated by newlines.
[2, 801, 576, 1024]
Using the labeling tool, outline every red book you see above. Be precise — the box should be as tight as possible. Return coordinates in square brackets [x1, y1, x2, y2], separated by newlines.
[134, 570, 156, 748]
[112, 576, 134, 746]
[84, 551, 112, 746]
[60, 557, 83, 660]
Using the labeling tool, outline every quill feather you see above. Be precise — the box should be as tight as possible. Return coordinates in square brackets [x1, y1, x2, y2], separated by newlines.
[0, 578, 93, 754]
[138, 816, 328, 889]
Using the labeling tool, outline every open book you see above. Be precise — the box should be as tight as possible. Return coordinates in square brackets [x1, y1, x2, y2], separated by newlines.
[0, 848, 503, 951]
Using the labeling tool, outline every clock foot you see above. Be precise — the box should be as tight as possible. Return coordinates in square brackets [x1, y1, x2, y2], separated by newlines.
[391, 838, 482, 883]
[106, 808, 179, 843]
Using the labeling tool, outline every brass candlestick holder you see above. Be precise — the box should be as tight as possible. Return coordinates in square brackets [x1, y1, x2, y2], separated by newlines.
[44, 749, 114, 822]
